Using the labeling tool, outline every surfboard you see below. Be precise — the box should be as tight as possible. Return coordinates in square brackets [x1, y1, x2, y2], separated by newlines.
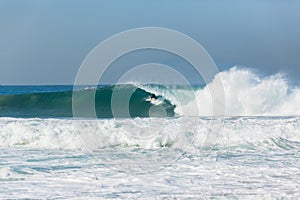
[151, 99, 163, 105]
[146, 98, 163, 105]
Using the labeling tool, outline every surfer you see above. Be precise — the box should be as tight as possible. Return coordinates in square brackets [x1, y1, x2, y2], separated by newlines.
[150, 93, 157, 101]
[146, 93, 158, 102]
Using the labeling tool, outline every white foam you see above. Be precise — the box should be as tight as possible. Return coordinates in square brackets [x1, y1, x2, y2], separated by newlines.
[0, 116, 299, 150]
[1, 117, 300, 199]
[182, 67, 300, 116]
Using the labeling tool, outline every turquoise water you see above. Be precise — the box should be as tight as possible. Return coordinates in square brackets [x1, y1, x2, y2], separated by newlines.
[0, 85, 175, 118]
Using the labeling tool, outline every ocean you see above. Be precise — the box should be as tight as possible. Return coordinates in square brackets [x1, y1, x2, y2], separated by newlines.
[0, 68, 300, 199]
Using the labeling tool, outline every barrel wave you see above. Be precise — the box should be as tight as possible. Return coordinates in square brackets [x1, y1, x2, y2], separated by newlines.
[0, 84, 176, 118]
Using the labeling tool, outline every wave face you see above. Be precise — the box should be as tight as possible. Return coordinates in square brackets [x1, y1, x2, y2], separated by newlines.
[0, 85, 175, 118]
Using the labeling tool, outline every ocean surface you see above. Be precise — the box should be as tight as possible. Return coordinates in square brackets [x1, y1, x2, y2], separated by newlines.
[1, 68, 300, 199]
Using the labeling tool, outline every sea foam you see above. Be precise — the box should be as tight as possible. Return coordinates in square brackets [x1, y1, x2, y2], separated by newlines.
[1, 116, 299, 150]
[179, 67, 300, 116]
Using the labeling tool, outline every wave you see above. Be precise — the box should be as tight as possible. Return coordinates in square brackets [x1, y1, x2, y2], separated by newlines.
[0, 84, 176, 118]
[0, 117, 299, 150]
[0, 67, 299, 118]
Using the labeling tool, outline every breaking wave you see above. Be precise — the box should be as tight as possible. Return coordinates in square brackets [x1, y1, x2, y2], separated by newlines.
[1, 67, 299, 118]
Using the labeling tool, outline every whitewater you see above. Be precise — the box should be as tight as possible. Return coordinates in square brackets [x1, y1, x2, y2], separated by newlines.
[1, 67, 300, 199]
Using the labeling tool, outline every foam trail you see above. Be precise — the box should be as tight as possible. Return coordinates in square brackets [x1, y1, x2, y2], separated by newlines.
[183, 67, 300, 116]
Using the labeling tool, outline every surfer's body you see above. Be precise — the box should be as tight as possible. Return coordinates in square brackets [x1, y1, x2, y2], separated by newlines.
[146, 93, 157, 102]
[150, 94, 157, 101]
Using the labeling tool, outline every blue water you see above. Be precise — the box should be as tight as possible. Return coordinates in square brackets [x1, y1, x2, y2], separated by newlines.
[0, 85, 73, 95]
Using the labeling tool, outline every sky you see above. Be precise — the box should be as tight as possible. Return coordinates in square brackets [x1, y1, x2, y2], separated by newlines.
[0, 0, 300, 85]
